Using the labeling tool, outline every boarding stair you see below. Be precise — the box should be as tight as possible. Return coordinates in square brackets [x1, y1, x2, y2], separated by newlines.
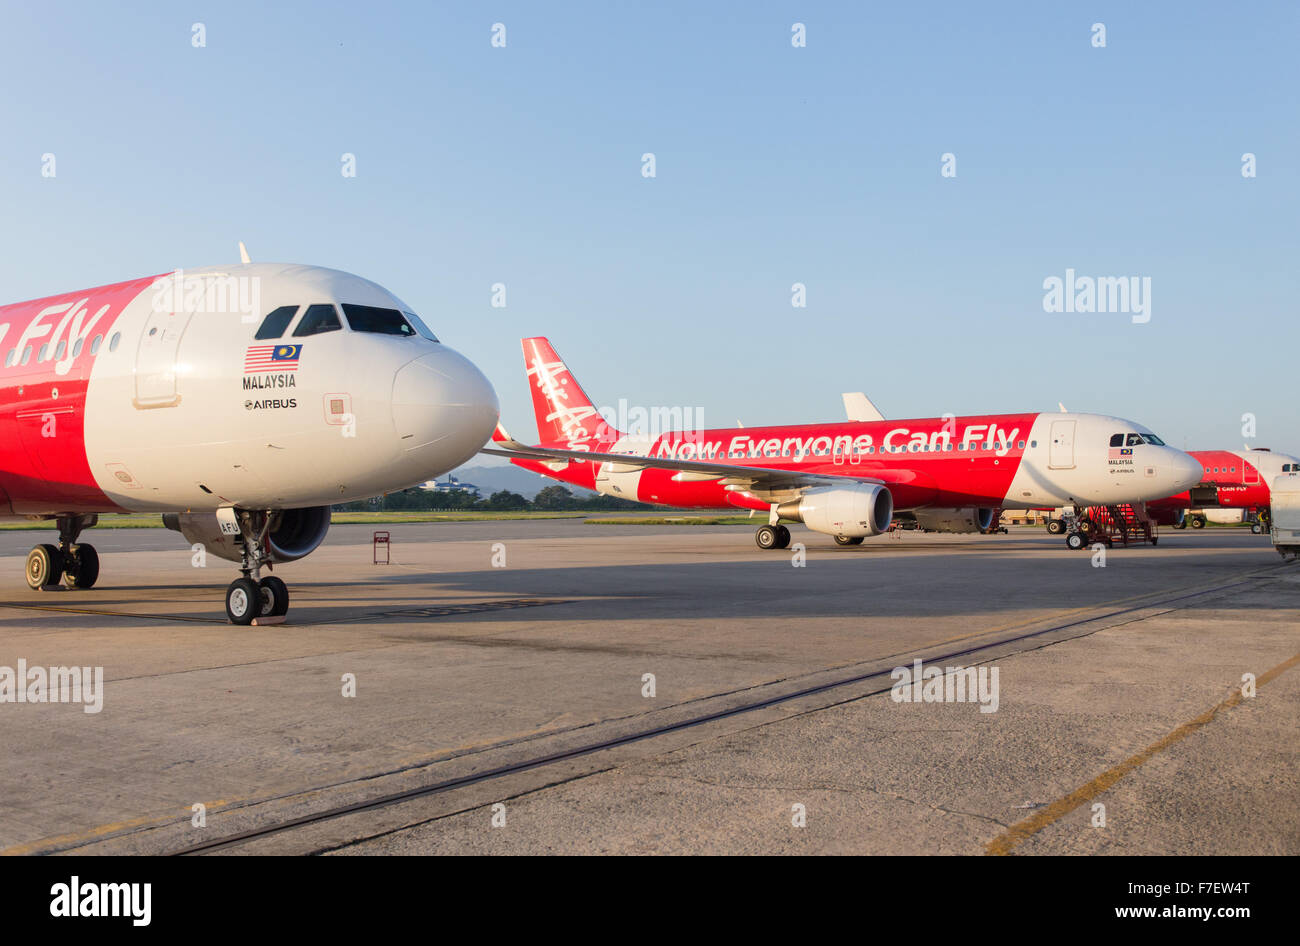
[1079, 502, 1158, 547]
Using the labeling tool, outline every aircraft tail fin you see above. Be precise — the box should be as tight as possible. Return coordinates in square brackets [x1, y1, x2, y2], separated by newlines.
[521, 337, 619, 446]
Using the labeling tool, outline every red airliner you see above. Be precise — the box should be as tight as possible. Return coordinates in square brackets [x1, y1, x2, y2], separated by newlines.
[486, 338, 1203, 550]
[0, 262, 499, 622]
[1147, 448, 1300, 532]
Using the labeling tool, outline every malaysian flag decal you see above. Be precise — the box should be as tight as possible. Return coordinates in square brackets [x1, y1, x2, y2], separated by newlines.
[244, 344, 302, 373]
[1109, 447, 1133, 458]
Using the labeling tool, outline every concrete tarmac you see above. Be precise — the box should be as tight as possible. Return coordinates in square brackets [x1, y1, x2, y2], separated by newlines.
[0, 520, 1294, 855]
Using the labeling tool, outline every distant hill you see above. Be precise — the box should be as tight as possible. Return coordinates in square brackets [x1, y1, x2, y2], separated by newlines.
[437, 464, 595, 500]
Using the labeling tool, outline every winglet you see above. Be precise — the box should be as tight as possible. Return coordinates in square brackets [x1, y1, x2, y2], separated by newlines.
[1059, 402, 1068, 413]
[492, 422, 528, 451]
[842, 392, 885, 423]
[238, 241, 252, 265]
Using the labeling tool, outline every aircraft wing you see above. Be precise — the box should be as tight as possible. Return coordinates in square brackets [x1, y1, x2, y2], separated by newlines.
[480, 442, 886, 492]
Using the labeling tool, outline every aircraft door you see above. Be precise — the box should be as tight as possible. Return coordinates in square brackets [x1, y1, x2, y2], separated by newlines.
[1049, 420, 1076, 469]
[133, 306, 193, 409]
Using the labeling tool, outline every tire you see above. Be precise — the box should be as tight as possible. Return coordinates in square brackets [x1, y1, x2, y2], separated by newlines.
[64, 544, 99, 589]
[1078, 518, 1094, 535]
[226, 577, 261, 625]
[834, 535, 864, 546]
[259, 576, 289, 616]
[1191, 517, 1206, 529]
[1066, 532, 1086, 551]
[1046, 519, 1064, 535]
[25, 544, 64, 589]
[774, 525, 791, 549]
[1250, 522, 1262, 535]
[755, 525, 779, 550]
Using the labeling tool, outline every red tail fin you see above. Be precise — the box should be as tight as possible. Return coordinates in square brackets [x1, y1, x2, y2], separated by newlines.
[521, 337, 620, 447]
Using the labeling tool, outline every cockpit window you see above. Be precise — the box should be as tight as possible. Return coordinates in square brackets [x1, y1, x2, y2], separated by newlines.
[1144, 434, 1165, 446]
[342, 304, 416, 336]
[1109, 434, 1124, 447]
[403, 311, 439, 342]
[254, 305, 299, 340]
[1125, 433, 1144, 446]
[293, 303, 343, 337]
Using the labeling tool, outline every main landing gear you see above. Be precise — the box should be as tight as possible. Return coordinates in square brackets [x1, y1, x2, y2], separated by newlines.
[224, 509, 290, 626]
[25, 515, 100, 590]
[755, 524, 791, 550]
[834, 535, 865, 546]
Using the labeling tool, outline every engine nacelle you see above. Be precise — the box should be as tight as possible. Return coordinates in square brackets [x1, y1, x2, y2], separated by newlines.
[911, 507, 996, 534]
[777, 485, 893, 538]
[163, 507, 331, 564]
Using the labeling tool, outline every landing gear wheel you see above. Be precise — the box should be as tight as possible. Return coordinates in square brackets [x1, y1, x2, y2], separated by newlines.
[1078, 518, 1094, 535]
[755, 525, 779, 550]
[258, 576, 289, 617]
[834, 535, 865, 546]
[63, 544, 99, 589]
[226, 577, 261, 625]
[25, 544, 64, 589]
[1191, 516, 1206, 529]
[1046, 519, 1064, 535]
[1065, 532, 1086, 551]
[773, 525, 791, 549]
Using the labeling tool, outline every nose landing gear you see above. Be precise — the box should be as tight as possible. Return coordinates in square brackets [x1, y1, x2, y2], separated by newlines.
[224, 509, 291, 625]
[25, 515, 100, 590]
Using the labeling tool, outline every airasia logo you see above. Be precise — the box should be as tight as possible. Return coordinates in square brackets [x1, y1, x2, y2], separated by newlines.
[526, 354, 601, 450]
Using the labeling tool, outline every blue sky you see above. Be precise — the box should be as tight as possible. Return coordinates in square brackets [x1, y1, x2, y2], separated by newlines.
[2, 1, 1296, 453]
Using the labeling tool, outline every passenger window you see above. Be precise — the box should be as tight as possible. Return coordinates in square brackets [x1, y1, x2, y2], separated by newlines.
[255, 305, 299, 340]
[90, 335, 103, 355]
[72, 338, 84, 357]
[3, 349, 13, 367]
[293, 304, 343, 337]
[21, 346, 32, 365]
[38, 344, 48, 362]
[55, 340, 66, 359]
[109, 333, 121, 351]
[1109, 434, 1124, 447]
[342, 304, 416, 336]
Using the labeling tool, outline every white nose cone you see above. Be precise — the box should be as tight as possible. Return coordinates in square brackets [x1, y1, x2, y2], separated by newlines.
[1169, 449, 1204, 494]
[392, 347, 499, 471]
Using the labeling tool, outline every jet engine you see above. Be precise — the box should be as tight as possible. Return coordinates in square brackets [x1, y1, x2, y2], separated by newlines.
[910, 507, 996, 533]
[776, 484, 893, 538]
[163, 506, 331, 564]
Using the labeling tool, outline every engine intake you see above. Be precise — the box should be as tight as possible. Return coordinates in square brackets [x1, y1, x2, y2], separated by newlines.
[163, 506, 331, 564]
[776, 485, 893, 538]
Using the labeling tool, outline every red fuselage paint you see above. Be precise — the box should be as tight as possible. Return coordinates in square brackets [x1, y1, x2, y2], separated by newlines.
[0, 276, 160, 516]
